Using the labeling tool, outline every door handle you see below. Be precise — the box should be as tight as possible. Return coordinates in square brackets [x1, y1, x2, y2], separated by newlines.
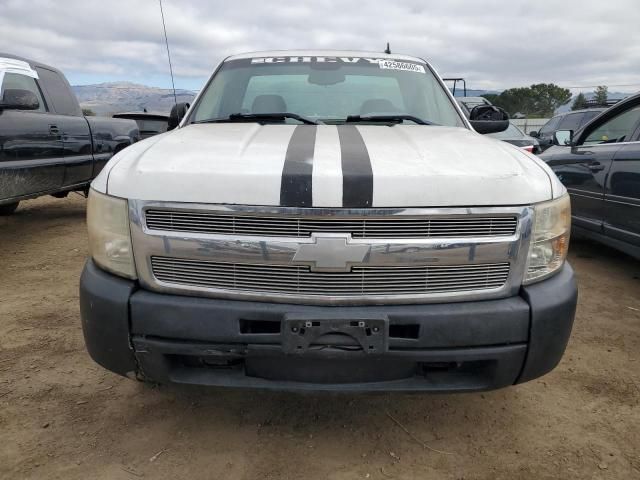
[587, 162, 605, 172]
[49, 124, 60, 135]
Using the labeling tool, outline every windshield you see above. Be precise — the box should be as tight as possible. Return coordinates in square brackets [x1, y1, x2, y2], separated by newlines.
[190, 55, 465, 126]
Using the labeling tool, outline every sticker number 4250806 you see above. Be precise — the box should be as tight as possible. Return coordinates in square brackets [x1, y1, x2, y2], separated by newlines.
[378, 60, 426, 73]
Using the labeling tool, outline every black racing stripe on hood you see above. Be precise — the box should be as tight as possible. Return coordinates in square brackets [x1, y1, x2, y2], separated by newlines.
[280, 125, 317, 207]
[338, 125, 373, 207]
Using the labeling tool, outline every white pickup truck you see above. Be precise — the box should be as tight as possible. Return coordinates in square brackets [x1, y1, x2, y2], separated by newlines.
[80, 50, 577, 392]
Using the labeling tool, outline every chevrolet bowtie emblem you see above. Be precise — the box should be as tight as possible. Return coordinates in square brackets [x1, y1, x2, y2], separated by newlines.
[293, 234, 370, 272]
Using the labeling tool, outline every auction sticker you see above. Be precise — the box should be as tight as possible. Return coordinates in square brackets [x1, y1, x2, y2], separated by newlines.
[378, 60, 426, 73]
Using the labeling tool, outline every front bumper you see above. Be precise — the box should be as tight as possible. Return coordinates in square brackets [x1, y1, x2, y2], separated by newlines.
[80, 260, 577, 392]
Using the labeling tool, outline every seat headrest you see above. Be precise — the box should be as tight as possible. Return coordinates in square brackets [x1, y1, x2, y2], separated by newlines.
[251, 95, 287, 114]
[360, 99, 400, 115]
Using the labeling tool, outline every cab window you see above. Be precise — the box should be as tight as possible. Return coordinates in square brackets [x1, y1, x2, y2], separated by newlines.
[580, 110, 601, 127]
[557, 113, 583, 131]
[34, 67, 81, 116]
[539, 116, 561, 134]
[583, 106, 640, 145]
[0, 72, 47, 112]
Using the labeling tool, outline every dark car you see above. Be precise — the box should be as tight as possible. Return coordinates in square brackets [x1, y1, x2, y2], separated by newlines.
[530, 108, 606, 152]
[0, 53, 139, 215]
[539, 93, 640, 259]
[113, 112, 169, 139]
[488, 122, 541, 154]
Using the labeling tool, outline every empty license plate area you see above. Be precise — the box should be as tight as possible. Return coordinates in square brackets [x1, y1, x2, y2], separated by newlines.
[282, 316, 389, 354]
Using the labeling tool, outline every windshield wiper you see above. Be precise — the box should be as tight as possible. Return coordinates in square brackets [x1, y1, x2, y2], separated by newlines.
[345, 114, 434, 125]
[196, 112, 320, 125]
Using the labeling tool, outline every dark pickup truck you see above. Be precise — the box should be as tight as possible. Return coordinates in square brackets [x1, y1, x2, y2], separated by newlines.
[113, 112, 169, 140]
[0, 53, 139, 215]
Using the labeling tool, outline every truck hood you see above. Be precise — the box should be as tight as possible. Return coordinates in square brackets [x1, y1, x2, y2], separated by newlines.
[101, 123, 558, 207]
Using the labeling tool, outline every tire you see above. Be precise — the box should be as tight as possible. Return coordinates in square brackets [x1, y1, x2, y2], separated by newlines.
[0, 201, 19, 216]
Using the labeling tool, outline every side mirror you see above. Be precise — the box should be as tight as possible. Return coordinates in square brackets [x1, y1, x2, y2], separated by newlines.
[168, 102, 190, 130]
[529, 130, 539, 138]
[553, 129, 573, 146]
[0, 89, 40, 110]
[469, 105, 510, 134]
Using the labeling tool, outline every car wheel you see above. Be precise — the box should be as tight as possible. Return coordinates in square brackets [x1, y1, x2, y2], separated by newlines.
[0, 201, 19, 216]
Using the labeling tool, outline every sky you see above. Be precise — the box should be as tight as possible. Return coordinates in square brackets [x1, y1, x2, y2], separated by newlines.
[1, 0, 639, 93]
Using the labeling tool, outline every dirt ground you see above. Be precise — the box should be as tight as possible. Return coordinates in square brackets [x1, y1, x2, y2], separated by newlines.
[0, 195, 639, 480]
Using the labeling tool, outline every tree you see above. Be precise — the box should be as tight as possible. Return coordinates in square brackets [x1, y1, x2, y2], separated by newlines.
[528, 83, 572, 117]
[82, 108, 95, 116]
[487, 87, 534, 117]
[594, 85, 608, 106]
[481, 93, 500, 105]
[485, 83, 571, 117]
[571, 92, 588, 110]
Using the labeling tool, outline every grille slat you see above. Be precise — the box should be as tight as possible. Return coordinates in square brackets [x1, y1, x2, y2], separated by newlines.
[145, 210, 517, 238]
[152, 265, 509, 280]
[151, 256, 509, 297]
[151, 270, 509, 285]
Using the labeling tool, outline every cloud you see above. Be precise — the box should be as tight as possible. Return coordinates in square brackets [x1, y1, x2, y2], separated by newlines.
[1, 0, 639, 92]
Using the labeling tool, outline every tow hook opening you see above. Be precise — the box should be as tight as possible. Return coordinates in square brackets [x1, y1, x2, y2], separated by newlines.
[239, 319, 281, 334]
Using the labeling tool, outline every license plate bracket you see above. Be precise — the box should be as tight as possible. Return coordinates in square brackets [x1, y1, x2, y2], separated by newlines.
[282, 316, 388, 355]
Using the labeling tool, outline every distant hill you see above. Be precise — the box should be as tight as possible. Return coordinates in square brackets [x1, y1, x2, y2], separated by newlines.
[74, 81, 496, 116]
[72, 82, 196, 116]
[72, 81, 636, 117]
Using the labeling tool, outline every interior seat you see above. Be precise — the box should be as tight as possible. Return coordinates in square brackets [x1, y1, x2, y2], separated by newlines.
[251, 94, 287, 114]
[360, 98, 401, 115]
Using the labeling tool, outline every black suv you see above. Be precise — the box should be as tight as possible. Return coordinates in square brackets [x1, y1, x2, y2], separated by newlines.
[531, 108, 606, 152]
[540, 94, 640, 259]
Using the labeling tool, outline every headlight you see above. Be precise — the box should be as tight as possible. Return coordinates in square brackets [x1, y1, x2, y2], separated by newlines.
[524, 194, 571, 284]
[87, 189, 137, 279]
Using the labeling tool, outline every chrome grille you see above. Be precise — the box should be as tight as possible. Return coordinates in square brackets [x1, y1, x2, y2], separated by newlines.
[145, 209, 518, 238]
[151, 256, 510, 296]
